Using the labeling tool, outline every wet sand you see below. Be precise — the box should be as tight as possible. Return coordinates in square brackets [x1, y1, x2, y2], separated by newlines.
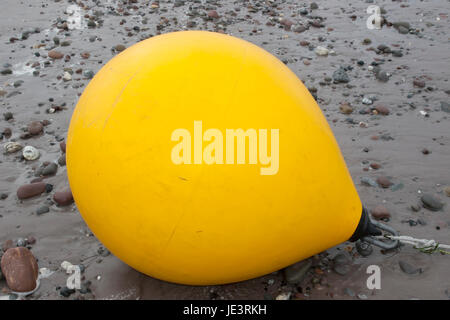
[0, 0, 449, 299]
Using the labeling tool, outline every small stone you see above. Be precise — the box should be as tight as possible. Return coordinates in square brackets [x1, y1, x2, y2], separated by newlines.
[396, 25, 409, 34]
[1, 247, 39, 292]
[275, 292, 291, 300]
[370, 163, 381, 170]
[413, 79, 425, 88]
[207, 10, 219, 19]
[376, 176, 393, 188]
[80, 52, 90, 59]
[22, 146, 40, 161]
[60, 141, 66, 153]
[62, 72, 72, 81]
[375, 105, 390, 115]
[333, 253, 351, 276]
[42, 162, 58, 176]
[27, 121, 43, 135]
[58, 155, 66, 166]
[421, 194, 444, 211]
[339, 103, 353, 114]
[48, 50, 64, 59]
[36, 206, 50, 215]
[53, 189, 74, 206]
[17, 182, 47, 200]
[114, 44, 126, 52]
[83, 70, 94, 79]
[315, 46, 329, 56]
[375, 70, 389, 82]
[399, 260, 422, 275]
[371, 205, 391, 220]
[310, 2, 318, 10]
[60, 286, 76, 298]
[333, 67, 350, 83]
[283, 258, 312, 284]
[361, 177, 378, 187]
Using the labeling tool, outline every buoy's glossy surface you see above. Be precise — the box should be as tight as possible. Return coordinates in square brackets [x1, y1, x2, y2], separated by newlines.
[67, 31, 362, 285]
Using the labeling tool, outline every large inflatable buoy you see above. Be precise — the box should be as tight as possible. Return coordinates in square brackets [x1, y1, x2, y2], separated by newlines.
[67, 31, 367, 285]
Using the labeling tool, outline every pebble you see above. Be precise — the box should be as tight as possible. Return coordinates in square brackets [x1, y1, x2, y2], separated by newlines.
[60, 141, 66, 153]
[315, 46, 329, 56]
[275, 292, 291, 300]
[58, 155, 66, 166]
[63, 72, 72, 81]
[48, 50, 64, 59]
[362, 98, 372, 105]
[375, 70, 389, 82]
[207, 10, 220, 19]
[42, 162, 58, 176]
[332, 252, 351, 276]
[60, 286, 76, 298]
[27, 121, 43, 135]
[374, 105, 390, 115]
[36, 205, 50, 215]
[361, 177, 378, 187]
[399, 260, 422, 275]
[376, 176, 393, 188]
[53, 189, 74, 206]
[114, 44, 126, 52]
[332, 67, 350, 83]
[371, 205, 391, 220]
[421, 194, 443, 211]
[413, 79, 425, 88]
[22, 146, 40, 161]
[283, 258, 312, 284]
[17, 182, 47, 200]
[0, 247, 39, 292]
[339, 103, 353, 114]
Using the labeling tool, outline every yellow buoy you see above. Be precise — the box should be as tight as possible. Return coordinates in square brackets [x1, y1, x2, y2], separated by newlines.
[67, 31, 364, 285]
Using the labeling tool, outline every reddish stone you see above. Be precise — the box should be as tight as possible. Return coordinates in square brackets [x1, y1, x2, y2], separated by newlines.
[207, 10, 219, 19]
[370, 163, 381, 170]
[60, 141, 66, 153]
[17, 182, 46, 200]
[28, 121, 43, 135]
[1, 247, 39, 292]
[374, 105, 390, 115]
[413, 79, 425, 88]
[371, 205, 391, 220]
[48, 50, 64, 59]
[376, 176, 393, 188]
[53, 189, 73, 206]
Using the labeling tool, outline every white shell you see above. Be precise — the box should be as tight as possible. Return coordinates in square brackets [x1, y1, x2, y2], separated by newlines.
[3, 142, 23, 153]
[22, 145, 40, 160]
